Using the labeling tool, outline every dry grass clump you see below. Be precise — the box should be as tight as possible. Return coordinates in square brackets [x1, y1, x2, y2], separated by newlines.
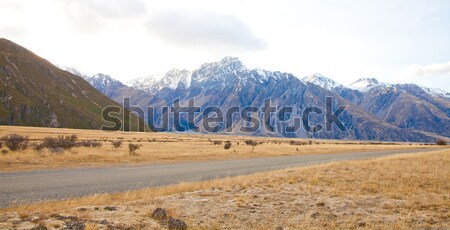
[111, 140, 123, 149]
[128, 143, 140, 155]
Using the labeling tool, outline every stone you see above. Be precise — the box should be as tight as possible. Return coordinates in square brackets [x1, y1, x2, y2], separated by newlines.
[168, 217, 187, 230]
[151, 208, 167, 221]
[65, 221, 85, 230]
[103, 206, 117, 211]
[357, 221, 366, 227]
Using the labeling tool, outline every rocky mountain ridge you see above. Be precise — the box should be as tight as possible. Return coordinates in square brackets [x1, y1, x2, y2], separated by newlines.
[84, 57, 449, 142]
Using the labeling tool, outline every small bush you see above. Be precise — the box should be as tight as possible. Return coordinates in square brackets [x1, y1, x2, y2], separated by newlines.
[76, 141, 102, 148]
[42, 135, 77, 150]
[245, 140, 256, 145]
[289, 140, 300, 145]
[436, 139, 447, 145]
[245, 140, 258, 152]
[2, 134, 29, 151]
[1, 149, 8, 154]
[213, 140, 222, 145]
[91, 141, 102, 147]
[224, 141, 232, 150]
[129, 143, 140, 155]
[112, 140, 123, 149]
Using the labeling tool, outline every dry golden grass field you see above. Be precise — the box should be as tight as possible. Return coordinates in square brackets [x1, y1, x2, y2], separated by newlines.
[1, 149, 448, 229]
[0, 125, 440, 172]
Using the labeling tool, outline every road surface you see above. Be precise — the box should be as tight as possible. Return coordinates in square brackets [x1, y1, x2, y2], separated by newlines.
[0, 148, 437, 207]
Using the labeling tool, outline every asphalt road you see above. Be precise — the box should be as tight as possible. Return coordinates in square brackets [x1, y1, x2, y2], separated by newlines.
[0, 148, 437, 207]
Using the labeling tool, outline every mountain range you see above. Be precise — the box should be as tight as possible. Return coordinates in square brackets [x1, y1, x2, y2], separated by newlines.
[79, 57, 449, 142]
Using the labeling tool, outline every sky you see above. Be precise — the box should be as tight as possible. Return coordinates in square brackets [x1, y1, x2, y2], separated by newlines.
[0, 0, 449, 91]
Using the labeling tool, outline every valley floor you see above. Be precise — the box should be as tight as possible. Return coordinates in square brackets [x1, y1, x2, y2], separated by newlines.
[0, 126, 438, 172]
[1, 149, 449, 229]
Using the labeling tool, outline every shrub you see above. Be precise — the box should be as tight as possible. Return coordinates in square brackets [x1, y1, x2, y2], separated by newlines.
[1, 149, 8, 154]
[213, 140, 222, 145]
[245, 140, 258, 152]
[129, 143, 140, 155]
[224, 141, 232, 150]
[289, 140, 300, 145]
[91, 141, 102, 147]
[2, 134, 29, 151]
[42, 135, 77, 150]
[436, 139, 447, 145]
[112, 140, 123, 149]
[245, 140, 255, 145]
[76, 140, 102, 147]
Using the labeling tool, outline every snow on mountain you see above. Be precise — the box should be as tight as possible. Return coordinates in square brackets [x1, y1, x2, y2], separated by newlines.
[58, 65, 89, 78]
[160, 69, 191, 89]
[192, 56, 294, 88]
[419, 86, 450, 99]
[302, 74, 342, 90]
[89, 73, 123, 86]
[127, 69, 191, 93]
[347, 78, 387, 92]
[83, 73, 125, 98]
[346, 77, 449, 99]
[192, 56, 247, 84]
[126, 76, 157, 91]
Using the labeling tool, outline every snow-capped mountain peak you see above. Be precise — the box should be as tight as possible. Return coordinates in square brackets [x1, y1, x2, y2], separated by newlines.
[58, 65, 89, 78]
[303, 74, 342, 90]
[159, 68, 191, 89]
[348, 78, 386, 92]
[192, 56, 247, 84]
[83, 73, 125, 98]
[420, 86, 450, 99]
[126, 76, 157, 90]
[88, 73, 124, 87]
[127, 68, 191, 93]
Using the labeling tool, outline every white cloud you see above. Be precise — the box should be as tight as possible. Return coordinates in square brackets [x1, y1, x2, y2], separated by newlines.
[0, 25, 26, 38]
[145, 8, 266, 51]
[398, 62, 450, 77]
[62, 0, 147, 33]
[1, 0, 449, 92]
[392, 62, 450, 91]
[0, 0, 26, 38]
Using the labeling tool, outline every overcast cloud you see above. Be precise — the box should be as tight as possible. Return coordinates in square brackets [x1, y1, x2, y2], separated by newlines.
[398, 61, 450, 77]
[146, 8, 266, 51]
[63, 0, 147, 33]
[0, 0, 449, 91]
